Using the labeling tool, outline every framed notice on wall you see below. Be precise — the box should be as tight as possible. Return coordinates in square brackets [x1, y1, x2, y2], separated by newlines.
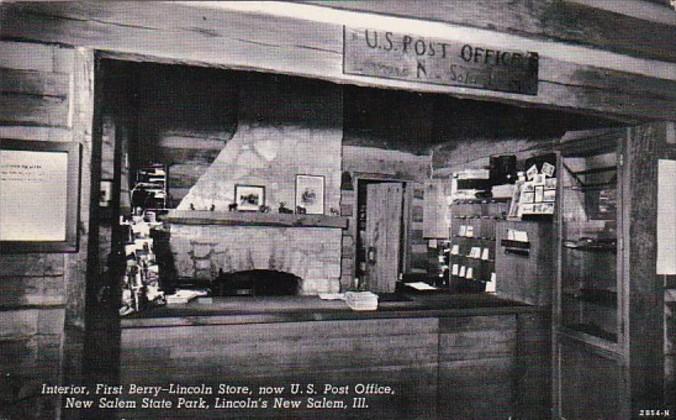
[0, 139, 81, 253]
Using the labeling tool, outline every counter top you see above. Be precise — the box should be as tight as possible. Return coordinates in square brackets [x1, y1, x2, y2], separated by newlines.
[121, 291, 542, 328]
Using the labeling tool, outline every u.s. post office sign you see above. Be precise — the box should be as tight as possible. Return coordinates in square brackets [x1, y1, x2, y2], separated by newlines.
[343, 27, 539, 95]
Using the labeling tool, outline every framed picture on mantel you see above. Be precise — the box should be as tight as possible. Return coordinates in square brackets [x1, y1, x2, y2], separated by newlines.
[295, 175, 324, 215]
[234, 184, 265, 212]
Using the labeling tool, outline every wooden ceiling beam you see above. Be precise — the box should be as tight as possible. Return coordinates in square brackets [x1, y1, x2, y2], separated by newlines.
[1, 1, 675, 121]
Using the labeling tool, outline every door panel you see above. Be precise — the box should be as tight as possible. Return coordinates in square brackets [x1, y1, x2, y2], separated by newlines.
[366, 183, 403, 293]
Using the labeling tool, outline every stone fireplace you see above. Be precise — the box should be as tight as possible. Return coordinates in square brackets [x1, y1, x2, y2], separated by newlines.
[169, 224, 342, 294]
[167, 74, 344, 294]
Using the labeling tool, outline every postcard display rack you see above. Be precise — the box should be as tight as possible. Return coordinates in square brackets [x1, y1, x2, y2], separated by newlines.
[449, 199, 508, 293]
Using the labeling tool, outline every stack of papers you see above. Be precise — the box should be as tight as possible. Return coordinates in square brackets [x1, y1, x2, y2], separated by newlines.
[318, 293, 345, 300]
[344, 291, 379, 311]
[405, 282, 437, 291]
[165, 289, 208, 304]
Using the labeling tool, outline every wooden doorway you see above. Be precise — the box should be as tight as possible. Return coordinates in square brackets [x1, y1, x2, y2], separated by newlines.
[356, 179, 405, 293]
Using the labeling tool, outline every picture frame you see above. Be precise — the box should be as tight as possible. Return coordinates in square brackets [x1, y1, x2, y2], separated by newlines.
[234, 184, 265, 211]
[295, 174, 325, 215]
[1, 139, 81, 253]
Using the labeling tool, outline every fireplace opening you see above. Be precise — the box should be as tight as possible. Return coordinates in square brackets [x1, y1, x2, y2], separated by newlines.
[214, 269, 301, 296]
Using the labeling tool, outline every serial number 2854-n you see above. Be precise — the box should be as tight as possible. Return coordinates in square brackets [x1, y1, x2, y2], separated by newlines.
[638, 409, 671, 417]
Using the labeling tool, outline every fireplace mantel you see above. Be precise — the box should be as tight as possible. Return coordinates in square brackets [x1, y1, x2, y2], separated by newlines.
[165, 210, 348, 229]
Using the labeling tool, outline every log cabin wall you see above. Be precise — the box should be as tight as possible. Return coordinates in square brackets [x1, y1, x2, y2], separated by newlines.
[0, 41, 94, 419]
[430, 98, 624, 176]
[1, 1, 676, 418]
[100, 60, 239, 207]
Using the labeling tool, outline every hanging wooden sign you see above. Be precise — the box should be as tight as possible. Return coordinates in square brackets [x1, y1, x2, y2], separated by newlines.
[343, 27, 539, 95]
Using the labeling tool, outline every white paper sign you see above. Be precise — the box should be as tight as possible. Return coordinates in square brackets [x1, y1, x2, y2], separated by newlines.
[486, 272, 497, 293]
[0, 150, 68, 241]
[481, 248, 490, 260]
[657, 160, 676, 274]
[466, 225, 474, 238]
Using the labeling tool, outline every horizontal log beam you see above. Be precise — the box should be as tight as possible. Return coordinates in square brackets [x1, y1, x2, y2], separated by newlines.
[303, 0, 676, 63]
[1, 1, 675, 121]
[0, 68, 69, 97]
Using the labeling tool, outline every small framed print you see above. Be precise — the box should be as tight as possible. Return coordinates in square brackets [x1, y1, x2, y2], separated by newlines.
[526, 164, 538, 181]
[234, 184, 265, 211]
[295, 175, 325, 214]
[542, 162, 556, 177]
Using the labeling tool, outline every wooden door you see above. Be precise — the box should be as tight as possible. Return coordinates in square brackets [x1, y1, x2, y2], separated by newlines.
[365, 183, 403, 293]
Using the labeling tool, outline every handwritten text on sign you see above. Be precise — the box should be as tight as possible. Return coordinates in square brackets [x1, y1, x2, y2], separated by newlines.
[343, 28, 539, 95]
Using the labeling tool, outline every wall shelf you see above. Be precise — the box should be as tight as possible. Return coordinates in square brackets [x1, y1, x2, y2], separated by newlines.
[165, 210, 349, 229]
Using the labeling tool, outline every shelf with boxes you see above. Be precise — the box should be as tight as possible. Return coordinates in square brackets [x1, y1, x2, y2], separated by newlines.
[449, 198, 509, 293]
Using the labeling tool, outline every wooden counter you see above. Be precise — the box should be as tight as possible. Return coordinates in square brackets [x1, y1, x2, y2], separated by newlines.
[121, 292, 538, 328]
[117, 293, 550, 419]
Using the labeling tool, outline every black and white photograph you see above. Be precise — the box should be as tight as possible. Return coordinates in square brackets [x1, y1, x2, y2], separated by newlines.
[295, 175, 325, 215]
[1, 1, 676, 419]
[234, 184, 265, 212]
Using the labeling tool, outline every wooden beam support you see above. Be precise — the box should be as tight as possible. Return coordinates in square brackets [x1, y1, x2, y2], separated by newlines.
[302, 0, 676, 63]
[1, 1, 675, 121]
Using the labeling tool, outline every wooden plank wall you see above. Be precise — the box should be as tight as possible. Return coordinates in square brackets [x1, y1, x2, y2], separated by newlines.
[0, 40, 93, 419]
[117, 312, 550, 419]
[438, 315, 517, 418]
[515, 312, 552, 418]
[2, 2, 676, 121]
[120, 318, 439, 419]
